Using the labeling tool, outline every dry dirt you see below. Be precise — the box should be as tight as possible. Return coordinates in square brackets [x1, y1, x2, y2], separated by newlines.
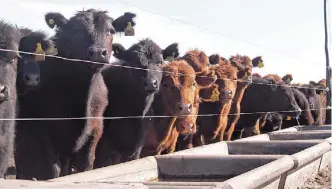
[299, 164, 331, 189]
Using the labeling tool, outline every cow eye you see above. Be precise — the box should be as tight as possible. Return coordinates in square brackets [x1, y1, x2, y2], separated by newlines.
[162, 83, 168, 88]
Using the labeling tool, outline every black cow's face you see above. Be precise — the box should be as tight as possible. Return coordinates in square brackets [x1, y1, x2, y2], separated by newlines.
[125, 39, 164, 94]
[48, 9, 115, 72]
[299, 84, 318, 109]
[17, 31, 55, 90]
[0, 21, 20, 102]
[270, 84, 301, 118]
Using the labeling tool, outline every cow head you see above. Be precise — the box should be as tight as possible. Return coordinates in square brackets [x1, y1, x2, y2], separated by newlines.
[17, 31, 55, 91]
[0, 20, 21, 102]
[45, 9, 132, 72]
[160, 60, 198, 118]
[181, 49, 217, 88]
[112, 38, 164, 94]
[267, 79, 301, 118]
[299, 83, 318, 109]
[282, 74, 293, 85]
[263, 74, 283, 83]
[229, 54, 253, 84]
[199, 64, 238, 104]
[208, 54, 229, 66]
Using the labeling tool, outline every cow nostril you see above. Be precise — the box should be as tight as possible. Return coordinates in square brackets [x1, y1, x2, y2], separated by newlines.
[0, 86, 8, 94]
[36, 77, 40, 82]
[178, 103, 183, 111]
[152, 79, 158, 87]
[101, 50, 107, 57]
[188, 104, 192, 111]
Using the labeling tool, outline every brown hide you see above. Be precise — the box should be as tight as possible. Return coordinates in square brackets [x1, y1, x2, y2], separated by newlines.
[224, 55, 253, 141]
[141, 60, 200, 157]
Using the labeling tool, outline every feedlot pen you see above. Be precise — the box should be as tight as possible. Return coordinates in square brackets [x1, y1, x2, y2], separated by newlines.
[0, 125, 331, 189]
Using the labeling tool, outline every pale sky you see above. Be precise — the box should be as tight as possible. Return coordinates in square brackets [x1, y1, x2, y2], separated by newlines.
[1, 0, 331, 83]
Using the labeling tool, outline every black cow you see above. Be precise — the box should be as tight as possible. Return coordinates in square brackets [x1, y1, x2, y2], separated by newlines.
[14, 9, 136, 180]
[0, 20, 22, 178]
[16, 30, 55, 94]
[281, 88, 315, 128]
[299, 84, 323, 125]
[81, 39, 178, 169]
[232, 76, 301, 139]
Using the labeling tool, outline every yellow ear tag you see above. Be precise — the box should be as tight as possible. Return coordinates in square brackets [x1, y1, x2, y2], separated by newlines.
[34, 43, 45, 62]
[45, 47, 58, 56]
[210, 89, 219, 102]
[242, 72, 248, 80]
[124, 22, 135, 36]
[258, 60, 264, 68]
[165, 56, 174, 62]
[48, 19, 55, 26]
[285, 116, 292, 120]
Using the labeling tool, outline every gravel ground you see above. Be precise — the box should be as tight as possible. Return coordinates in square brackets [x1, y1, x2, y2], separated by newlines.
[299, 164, 331, 189]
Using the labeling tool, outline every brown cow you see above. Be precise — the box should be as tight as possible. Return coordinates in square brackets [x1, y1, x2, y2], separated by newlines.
[252, 73, 262, 78]
[176, 51, 238, 149]
[223, 54, 253, 141]
[310, 79, 327, 124]
[141, 60, 215, 157]
[194, 63, 238, 144]
[282, 74, 293, 84]
[263, 74, 283, 83]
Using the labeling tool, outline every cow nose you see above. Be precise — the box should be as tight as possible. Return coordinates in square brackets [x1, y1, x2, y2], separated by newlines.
[145, 79, 158, 92]
[0, 85, 9, 101]
[87, 47, 109, 62]
[177, 103, 192, 115]
[24, 74, 40, 86]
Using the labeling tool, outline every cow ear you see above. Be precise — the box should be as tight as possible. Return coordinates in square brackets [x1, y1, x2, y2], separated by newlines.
[162, 43, 179, 60]
[45, 12, 68, 29]
[112, 43, 127, 60]
[112, 12, 137, 32]
[196, 70, 217, 89]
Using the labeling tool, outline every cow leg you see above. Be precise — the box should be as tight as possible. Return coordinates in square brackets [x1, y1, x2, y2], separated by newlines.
[59, 156, 70, 176]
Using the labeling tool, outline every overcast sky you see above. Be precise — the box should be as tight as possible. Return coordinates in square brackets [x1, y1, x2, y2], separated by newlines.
[1, 0, 331, 83]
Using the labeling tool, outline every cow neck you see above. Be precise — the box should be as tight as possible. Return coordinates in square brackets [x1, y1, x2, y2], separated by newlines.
[148, 93, 179, 150]
[233, 80, 250, 104]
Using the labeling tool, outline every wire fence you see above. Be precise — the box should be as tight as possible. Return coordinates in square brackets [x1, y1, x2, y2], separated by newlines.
[0, 1, 330, 122]
[1, 48, 328, 91]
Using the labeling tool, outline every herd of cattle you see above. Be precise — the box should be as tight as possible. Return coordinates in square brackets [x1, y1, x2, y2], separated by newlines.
[0, 8, 330, 181]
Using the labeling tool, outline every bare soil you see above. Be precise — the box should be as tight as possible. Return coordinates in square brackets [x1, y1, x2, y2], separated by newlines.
[299, 164, 331, 189]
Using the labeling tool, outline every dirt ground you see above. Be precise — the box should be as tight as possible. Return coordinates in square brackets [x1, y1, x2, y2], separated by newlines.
[299, 164, 331, 189]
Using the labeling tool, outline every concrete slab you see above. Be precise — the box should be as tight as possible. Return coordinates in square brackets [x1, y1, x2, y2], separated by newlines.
[224, 155, 295, 189]
[143, 182, 231, 189]
[226, 141, 321, 155]
[49, 156, 158, 183]
[170, 142, 229, 156]
[295, 125, 332, 131]
[279, 141, 331, 189]
[235, 134, 270, 141]
[0, 180, 149, 189]
[291, 141, 331, 169]
[268, 131, 331, 140]
[319, 151, 332, 171]
[281, 158, 321, 189]
[155, 154, 285, 179]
